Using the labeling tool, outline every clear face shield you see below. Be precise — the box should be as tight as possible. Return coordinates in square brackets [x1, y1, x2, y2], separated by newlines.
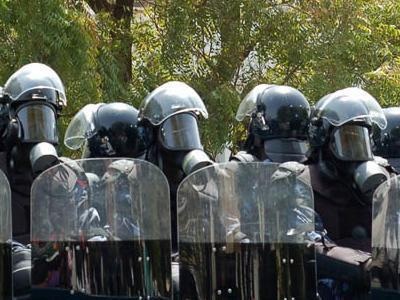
[158, 113, 202, 151]
[158, 113, 212, 175]
[330, 125, 373, 162]
[7, 103, 59, 175]
[16, 103, 58, 143]
[329, 125, 388, 202]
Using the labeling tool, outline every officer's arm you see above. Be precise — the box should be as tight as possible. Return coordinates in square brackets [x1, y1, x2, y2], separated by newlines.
[315, 239, 371, 289]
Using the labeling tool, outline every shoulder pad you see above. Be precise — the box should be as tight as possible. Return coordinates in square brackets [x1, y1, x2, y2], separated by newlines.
[273, 161, 311, 187]
[230, 151, 260, 163]
[278, 161, 306, 176]
[59, 156, 85, 175]
[106, 159, 135, 175]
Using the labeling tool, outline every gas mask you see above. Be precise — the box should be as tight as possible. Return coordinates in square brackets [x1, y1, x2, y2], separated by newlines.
[158, 113, 213, 177]
[328, 124, 388, 202]
[7, 103, 60, 176]
[353, 161, 388, 202]
[182, 149, 213, 175]
[29, 142, 59, 175]
[9, 142, 59, 176]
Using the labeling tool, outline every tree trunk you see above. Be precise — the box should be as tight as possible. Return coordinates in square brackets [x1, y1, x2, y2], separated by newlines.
[87, 0, 134, 84]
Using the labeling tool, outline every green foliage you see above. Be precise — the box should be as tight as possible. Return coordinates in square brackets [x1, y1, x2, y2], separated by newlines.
[138, 0, 400, 155]
[0, 0, 132, 156]
[0, 0, 399, 156]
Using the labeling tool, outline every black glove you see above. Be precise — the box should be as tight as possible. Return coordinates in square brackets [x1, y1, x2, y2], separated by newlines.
[315, 241, 371, 290]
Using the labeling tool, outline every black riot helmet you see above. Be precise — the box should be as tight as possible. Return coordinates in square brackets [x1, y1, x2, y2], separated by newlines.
[64, 102, 147, 158]
[139, 81, 213, 254]
[138, 81, 208, 152]
[309, 87, 389, 202]
[309, 87, 386, 161]
[372, 107, 400, 169]
[236, 84, 311, 162]
[139, 81, 208, 125]
[3, 63, 66, 144]
[139, 81, 212, 175]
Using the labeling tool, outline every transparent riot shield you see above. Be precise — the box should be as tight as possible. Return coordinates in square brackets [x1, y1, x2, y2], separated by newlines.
[0, 169, 12, 300]
[31, 158, 172, 299]
[371, 175, 400, 299]
[177, 162, 317, 300]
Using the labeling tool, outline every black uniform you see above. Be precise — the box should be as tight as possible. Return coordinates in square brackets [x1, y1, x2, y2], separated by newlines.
[307, 87, 394, 299]
[138, 81, 213, 253]
[0, 63, 67, 298]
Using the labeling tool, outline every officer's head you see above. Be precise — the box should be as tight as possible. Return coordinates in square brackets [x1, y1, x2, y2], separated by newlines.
[236, 84, 310, 162]
[2, 63, 66, 174]
[309, 87, 388, 202]
[372, 107, 400, 170]
[64, 102, 147, 159]
[139, 81, 212, 177]
[308, 87, 386, 160]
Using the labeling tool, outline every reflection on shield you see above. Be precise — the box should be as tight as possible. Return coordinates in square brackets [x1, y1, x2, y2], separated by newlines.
[371, 175, 400, 298]
[178, 162, 317, 299]
[31, 158, 172, 299]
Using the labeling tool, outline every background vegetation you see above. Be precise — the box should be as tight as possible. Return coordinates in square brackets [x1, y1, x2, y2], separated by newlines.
[0, 0, 399, 157]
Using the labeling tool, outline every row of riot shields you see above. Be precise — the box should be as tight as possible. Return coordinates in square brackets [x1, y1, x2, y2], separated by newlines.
[177, 162, 317, 300]
[30, 158, 172, 299]
[0, 158, 397, 299]
[29, 159, 318, 300]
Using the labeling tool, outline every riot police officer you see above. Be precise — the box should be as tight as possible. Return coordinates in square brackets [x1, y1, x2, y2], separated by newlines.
[372, 107, 400, 171]
[0, 63, 67, 298]
[233, 84, 311, 163]
[64, 102, 148, 231]
[138, 81, 214, 253]
[307, 87, 392, 298]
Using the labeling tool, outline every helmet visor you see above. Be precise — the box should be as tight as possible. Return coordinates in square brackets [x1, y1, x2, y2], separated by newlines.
[235, 84, 274, 121]
[139, 81, 208, 126]
[159, 113, 202, 151]
[330, 125, 373, 161]
[264, 138, 310, 163]
[64, 104, 101, 150]
[17, 104, 57, 143]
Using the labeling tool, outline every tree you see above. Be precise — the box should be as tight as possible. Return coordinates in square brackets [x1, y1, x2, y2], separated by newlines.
[87, 0, 134, 85]
[131, 0, 400, 156]
[1, 0, 399, 156]
[0, 0, 131, 156]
